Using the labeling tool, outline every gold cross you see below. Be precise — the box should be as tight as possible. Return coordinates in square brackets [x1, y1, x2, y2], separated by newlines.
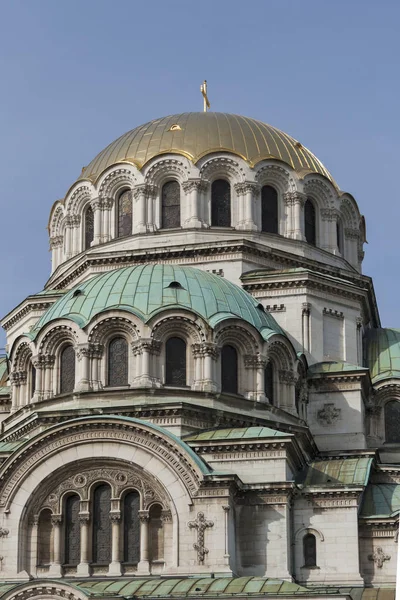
[200, 80, 210, 112]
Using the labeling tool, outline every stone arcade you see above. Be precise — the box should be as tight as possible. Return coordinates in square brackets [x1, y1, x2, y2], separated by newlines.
[0, 112, 398, 600]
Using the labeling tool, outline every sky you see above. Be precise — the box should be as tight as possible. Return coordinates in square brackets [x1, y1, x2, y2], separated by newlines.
[0, 0, 399, 347]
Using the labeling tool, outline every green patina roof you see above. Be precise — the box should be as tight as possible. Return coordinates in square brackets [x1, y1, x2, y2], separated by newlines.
[308, 362, 368, 376]
[360, 483, 400, 517]
[298, 457, 373, 487]
[0, 440, 27, 453]
[184, 426, 291, 442]
[364, 328, 400, 383]
[31, 265, 283, 339]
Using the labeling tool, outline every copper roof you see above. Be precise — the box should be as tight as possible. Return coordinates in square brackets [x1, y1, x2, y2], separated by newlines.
[78, 112, 335, 185]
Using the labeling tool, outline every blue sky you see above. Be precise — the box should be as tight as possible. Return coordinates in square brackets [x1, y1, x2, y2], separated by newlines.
[0, 0, 399, 346]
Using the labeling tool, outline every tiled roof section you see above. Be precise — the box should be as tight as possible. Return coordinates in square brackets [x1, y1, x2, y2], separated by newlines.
[30, 264, 284, 338]
[360, 483, 400, 517]
[364, 328, 400, 383]
[0, 440, 27, 454]
[298, 457, 373, 487]
[184, 426, 291, 442]
[308, 361, 368, 376]
[78, 112, 336, 186]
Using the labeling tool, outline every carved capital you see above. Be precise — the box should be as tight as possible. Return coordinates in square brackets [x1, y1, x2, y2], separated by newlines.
[131, 339, 161, 356]
[161, 509, 172, 523]
[0, 528, 9, 538]
[78, 512, 90, 524]
[109, 511, 121, 523]
[279, 369, 296, 385]
[320, 208, 338, 221]
[182, 179, 207, 193]
[345, 227, 360, 240]
[284, 192, 306, 206]
[302, 302, 311, 316]
[234, 182, 260, 196]
[32, 354, 46, 370]
[138, 510, 150, 523]
[51, 514, 63, 526]
[133, 184, 157, 200]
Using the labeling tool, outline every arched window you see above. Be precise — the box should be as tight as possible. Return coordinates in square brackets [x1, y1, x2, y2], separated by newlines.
[149, 504, 164, 562]
[165, 337, 186, 387]
[107, 337, 128, 387]
[84, 205, 94, 250]
[264, 361, 274, 405]
[303, 533, 317, 567]
[221, 345, 238, 394]
[304, 199, 316, 246]
[261, 186, 278, 233]
[161, 181, 180, 229]
[123, 491, 140, 564]
[30, 363, 36, 398]
[385, 401, 400, 443]
[117, 190, 133, 238]
[60, 345, 75, 394]
[336, 219, 343, 253]
[64, 495, 80, 566]
[92, 484, 112, 565]
[211, 179, 231, 227]
[37, 509, 52, 566]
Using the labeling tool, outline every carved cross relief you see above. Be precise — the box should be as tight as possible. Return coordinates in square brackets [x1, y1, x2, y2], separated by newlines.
[368, 547, 391, 568]
[188, 511, 214, 564]
[317, 403, 341, 426]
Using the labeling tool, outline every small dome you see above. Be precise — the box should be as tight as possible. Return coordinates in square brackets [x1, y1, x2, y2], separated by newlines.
[78, 112, 335, 185]
[31, 264, 284, 338]
[364, 328, 400, 383]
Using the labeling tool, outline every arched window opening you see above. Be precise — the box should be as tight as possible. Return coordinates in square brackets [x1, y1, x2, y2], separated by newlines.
[304, 199, 316, 246]
[107, 337, 128, 387]
[385, 401, 400, 443]
[149, 504, 164, 562]
[161, 181, 180, 229]
[211, 179, 231, 227]
[84, 205, 94, 250]
[37, 509, 52, 566]
[221, 345, 238, 394]
[117, 190, 133, 238]
[264, 361, 274, 405]
[64, 495, 80, 566]
[261, 186, 278, 233]
[123, 491, 140, 564]
[303, 533, 317, 567]
[60, 345, 75, 394]
[336, 220, 343, 253]
[92, 484, 112, 565]
[30, 363, 36, 398]
[165, 337, 187, 387]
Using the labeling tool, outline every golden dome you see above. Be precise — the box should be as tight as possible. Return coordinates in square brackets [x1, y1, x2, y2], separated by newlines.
[79, 112, 334, 185]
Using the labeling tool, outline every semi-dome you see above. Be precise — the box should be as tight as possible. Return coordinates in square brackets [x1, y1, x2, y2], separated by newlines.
[78, 112, 335, 185]
[364, 328, 400, 383]
[31, 264, 284, 339]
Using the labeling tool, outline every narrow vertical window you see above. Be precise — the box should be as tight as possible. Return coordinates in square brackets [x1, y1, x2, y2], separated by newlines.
[303, 533, 317, 567]
[161, 181, 180, 229]
[261, 185, 278, 233]
[149, 504, 164, 562]
[30, 364, 36, 397]
[221, 345, 238, 394]
[165, 337, 186, 387]
[92, 484, 112, 565]
[37, 509, 52, 565]
[264, 361, 274, 404]
[211, 179, 231, 227]
[304, 199, 316, 245]
[385, 401, 400, 443]
[117, 190, 132, 238]
[60, 345, 75, 394]
[64, 495, 80, 566]
[123, 491, 140, 564]
[84, 205, 94, 249]
[336, 220, 343, 253]
[107, 337, 128, 386]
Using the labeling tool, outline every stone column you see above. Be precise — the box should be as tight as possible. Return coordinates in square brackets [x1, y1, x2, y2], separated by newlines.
[284, 192, 306, 240]
[237, 183, 259, 231]
[146, 185, 157, 232]
[279, 370, 297, 414]
[49, 514, 62, 576]
[345, 227, 359, 267]
[64, 216, 74, 259]
[255, 355, 267, 402]
[43, 354, 55, 400]
[132, 339, 161, 388]
[77, 513, 90, 576]
[76, 344, 91, 392]
[91, 199, 102, 245]
[10, 372, 21, 411]
[302, 303, 311, 353]
[192, 344, 203, 391]
[101, 198, 112, 242]
[32, 354, 45, 402]
[138, 510, 150, 574]
[222, 506, 230, 566]
[201, 343, 218, 392]
[71, 215, 81, 255]
[356, 317, 363, 365]
[182, 180, 204, 228]
[320, 208, 337, 252]
[108, 512, 122, 576]
[90, 344, 103, 391]
[133, 184, 147, 233]
[50, 236, 63, 272]
[30, 514, 39, 577]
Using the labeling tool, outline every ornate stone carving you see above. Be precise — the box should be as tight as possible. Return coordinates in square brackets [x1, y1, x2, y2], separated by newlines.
[188, 512, 214, 564]
[317, 403, 341, 426]
[345, 227, 360, 239]
[234, 182, 260, 196]
[0, 528, 9, 538]
[368, 547, 390, 568]
[320, 208, 338, 221]
[279, 370, 297, 385]
[283, 191, 306, 206]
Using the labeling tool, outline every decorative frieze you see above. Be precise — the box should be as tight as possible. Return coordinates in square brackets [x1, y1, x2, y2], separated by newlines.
[323, 307, 344, 319]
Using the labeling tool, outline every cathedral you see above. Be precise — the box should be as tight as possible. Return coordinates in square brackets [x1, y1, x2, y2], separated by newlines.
[0, 110, 397, 600]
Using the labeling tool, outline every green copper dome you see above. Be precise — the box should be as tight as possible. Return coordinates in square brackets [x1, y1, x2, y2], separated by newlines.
[364, 328, 400, 383]
[31, 264, 284, 339]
